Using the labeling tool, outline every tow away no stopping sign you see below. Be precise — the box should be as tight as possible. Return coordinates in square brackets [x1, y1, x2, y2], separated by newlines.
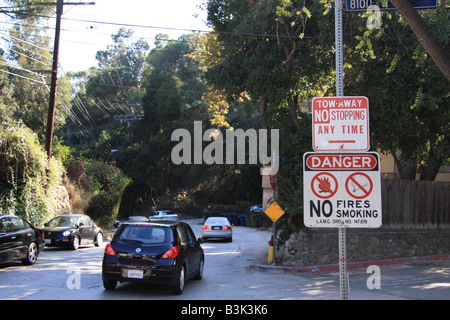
[312, 96, 370, 152]
[303, 152, 382, 228]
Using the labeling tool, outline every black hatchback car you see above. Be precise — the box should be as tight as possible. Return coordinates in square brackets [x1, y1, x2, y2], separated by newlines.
[43, 214, 103, 250]
[0, 215, 45, 265]
[102, 220, 204, 295]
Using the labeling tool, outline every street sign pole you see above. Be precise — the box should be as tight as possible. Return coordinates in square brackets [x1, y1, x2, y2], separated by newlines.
[264, 202, 286, 264]
[272, 188, 277, 265]
[335, 0, 344, 98]
[335, 0, 349, 300]
[339, 227, 349, 300]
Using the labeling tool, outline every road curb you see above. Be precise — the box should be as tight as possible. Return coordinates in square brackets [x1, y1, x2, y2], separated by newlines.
[252, 254, 450, 274]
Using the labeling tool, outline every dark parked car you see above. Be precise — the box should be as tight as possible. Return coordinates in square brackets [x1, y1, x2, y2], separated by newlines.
[43, 214, 103, 250]
[102, 220, 204, 295]
[0, 215, 45, 265]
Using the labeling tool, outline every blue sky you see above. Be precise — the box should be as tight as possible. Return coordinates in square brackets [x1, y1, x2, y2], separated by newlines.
[57, 0, 210, 72]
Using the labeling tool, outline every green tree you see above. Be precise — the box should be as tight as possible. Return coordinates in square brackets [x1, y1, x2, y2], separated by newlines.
[131, 34, 209, 196]
[390, 0, 450, 81]
[345, 2, 449, 180]
[205, 0, 336, 235]
[65, 29, 150, 158]
[83, 159, 131, 228]
[206, 0, 335, 129]
[0, 0, 72, 140]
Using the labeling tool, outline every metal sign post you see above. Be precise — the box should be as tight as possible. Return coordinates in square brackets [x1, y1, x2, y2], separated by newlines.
[339, 227, 349, 300]
[335, 0, 344, 97]
[335, 0, 348, 300]
[264, 202, 285, 265]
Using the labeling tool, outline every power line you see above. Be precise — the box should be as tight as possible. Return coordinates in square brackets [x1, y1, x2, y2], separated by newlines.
[28, 0, 94, 160]
[15, 11, 331, 41]
[0, 29, 52, 53]
[0, 67, 46, 84]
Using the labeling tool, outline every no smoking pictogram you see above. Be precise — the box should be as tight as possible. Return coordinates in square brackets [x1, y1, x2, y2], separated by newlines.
[345, 172, 373, 199]
[311, 172, 338, 199]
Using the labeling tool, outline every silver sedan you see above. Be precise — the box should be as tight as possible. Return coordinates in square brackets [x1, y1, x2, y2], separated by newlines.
[202, 217, 232, 242]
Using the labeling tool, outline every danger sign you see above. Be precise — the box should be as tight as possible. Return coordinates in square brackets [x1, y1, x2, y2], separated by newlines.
[303, 152, 382, 228]
[312, 96, 370, 152]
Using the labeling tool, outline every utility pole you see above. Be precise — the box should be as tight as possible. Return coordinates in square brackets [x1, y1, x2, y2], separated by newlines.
[44, 1, 95, 160]
[44, 0, 63, 161]
[114, 112, 144, 145]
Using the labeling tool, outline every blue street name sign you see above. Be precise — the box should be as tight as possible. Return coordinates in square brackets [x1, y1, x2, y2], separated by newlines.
[346, 0, 438, 11]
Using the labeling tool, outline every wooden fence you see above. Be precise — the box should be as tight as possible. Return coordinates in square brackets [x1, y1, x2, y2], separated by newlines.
[381, 179, 450, 229]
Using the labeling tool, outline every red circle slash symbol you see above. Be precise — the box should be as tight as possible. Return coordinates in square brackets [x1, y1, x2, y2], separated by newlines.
[345, 172, 373, 199]
[311, 173, 338, 199]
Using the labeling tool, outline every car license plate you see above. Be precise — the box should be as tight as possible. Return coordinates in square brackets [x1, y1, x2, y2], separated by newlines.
[44, 239, 51, 244]
[212, 226, 221, 230]
[124, 269, 143, 279]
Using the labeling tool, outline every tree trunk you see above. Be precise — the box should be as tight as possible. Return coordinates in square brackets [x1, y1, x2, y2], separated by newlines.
[419, 149, 443, 180]
[391, 149, 418, 180]
[260, 95, 268, 129]
[287, 95, 300, 130]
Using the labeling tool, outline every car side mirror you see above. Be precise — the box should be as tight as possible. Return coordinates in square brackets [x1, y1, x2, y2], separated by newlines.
[198, 238, 205, 244]
[44, 223, 48, 227]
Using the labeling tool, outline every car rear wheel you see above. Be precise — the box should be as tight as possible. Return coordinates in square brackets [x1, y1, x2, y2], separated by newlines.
[22, 242, 38, 265]
[171, 265, 185, 295]
[194, 259, 204, 280]
[103, 280, 117, 290]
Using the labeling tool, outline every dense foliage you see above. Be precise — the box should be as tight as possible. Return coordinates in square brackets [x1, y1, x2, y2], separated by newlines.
[0, 0, 448, 235]
[0, 122, 65, 226]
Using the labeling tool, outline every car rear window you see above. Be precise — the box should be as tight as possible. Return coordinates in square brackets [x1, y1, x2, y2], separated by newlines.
[205, 217, 229, 225]
[116, 225, 171, 244]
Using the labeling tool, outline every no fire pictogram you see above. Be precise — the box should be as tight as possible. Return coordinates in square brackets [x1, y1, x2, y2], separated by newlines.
[311, 172, 338, 199]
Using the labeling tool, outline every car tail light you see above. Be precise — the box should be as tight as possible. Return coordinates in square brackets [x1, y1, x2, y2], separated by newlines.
[104, 243, 116, 256]
[203, 226, 210, 230]
[224, 226, 232, 230]
[42, 232, 45, 239]
[161, 245, 180, 259]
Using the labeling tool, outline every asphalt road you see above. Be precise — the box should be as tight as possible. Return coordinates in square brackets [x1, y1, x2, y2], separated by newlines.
[0, 219, 448, 301]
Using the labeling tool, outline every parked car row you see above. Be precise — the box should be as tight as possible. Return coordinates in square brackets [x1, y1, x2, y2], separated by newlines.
[0, 214, 103, 266]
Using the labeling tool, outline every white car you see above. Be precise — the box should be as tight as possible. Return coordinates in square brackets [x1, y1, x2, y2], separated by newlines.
[150, 210, 178, 221]
[202, 217, 232, 242]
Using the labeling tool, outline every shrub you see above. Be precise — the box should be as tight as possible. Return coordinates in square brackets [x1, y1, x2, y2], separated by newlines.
[0, 122, 65, 226]
[68, 158, 131, 229]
